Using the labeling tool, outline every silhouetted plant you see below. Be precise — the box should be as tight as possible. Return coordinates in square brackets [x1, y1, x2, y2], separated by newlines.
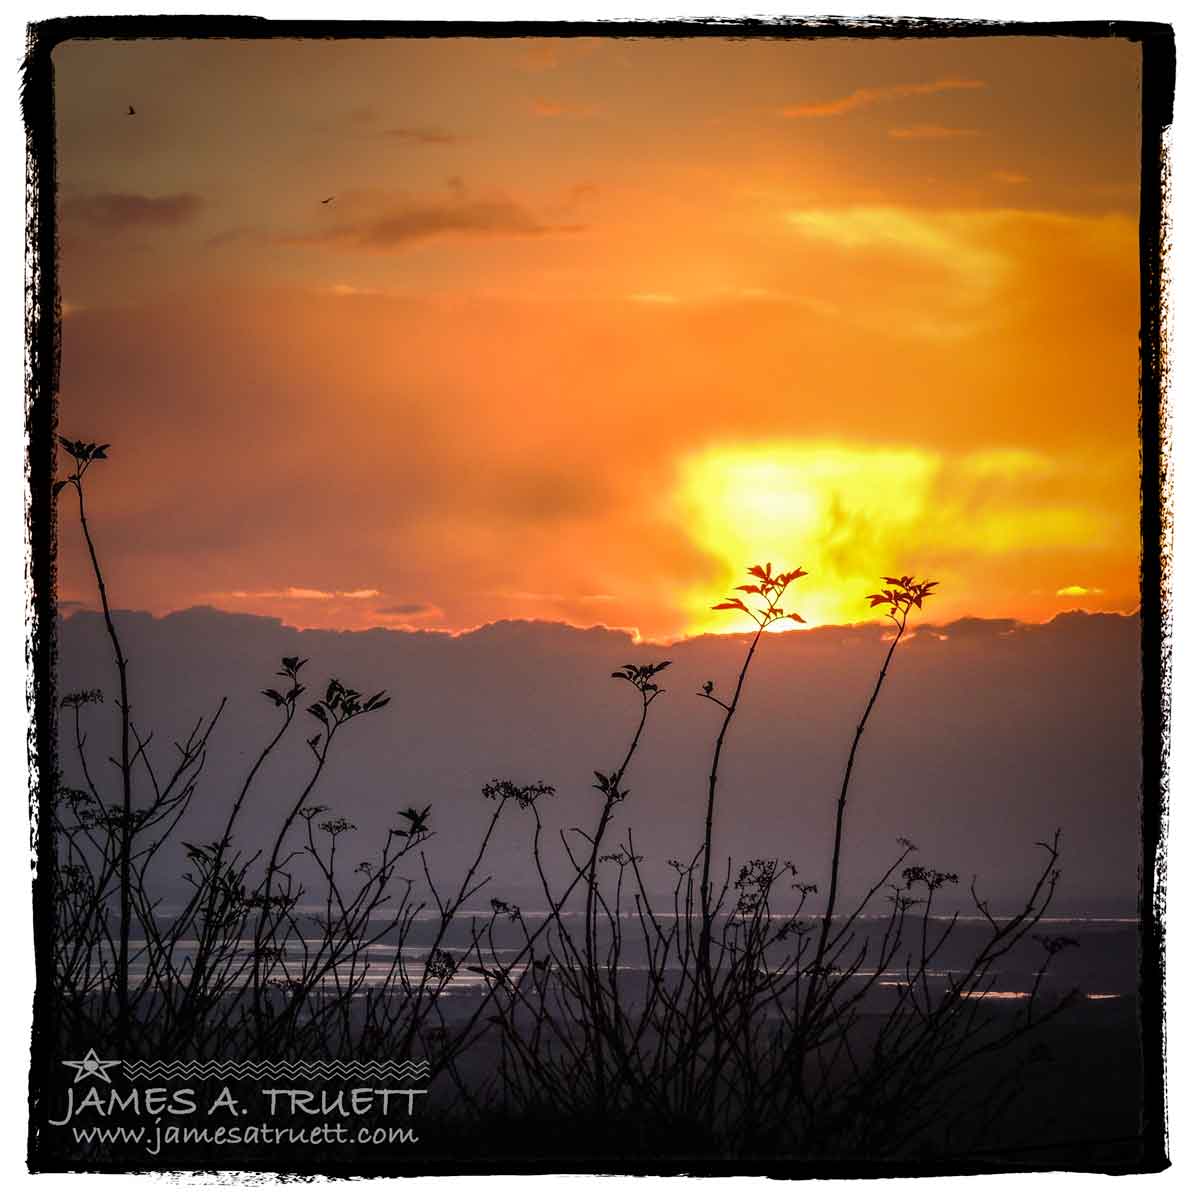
[51, 438, 524, 1067]
[699, 566, 806, 979]
[50, 438, 1078, 1163]
[461, 567, 1077, 1157]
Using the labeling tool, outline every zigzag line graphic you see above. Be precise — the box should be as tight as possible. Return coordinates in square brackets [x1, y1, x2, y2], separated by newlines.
[122, 1059, 430, 1081]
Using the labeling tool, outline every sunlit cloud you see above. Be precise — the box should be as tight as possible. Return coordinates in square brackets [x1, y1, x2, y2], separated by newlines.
[1056, 585, 1105, 597]
[781, 205, 1136, 343]
[672, 442, 1122, 633]
[785, 206, 1011, 324]
[325, 282, 385, 297]
[493, 590, 567, 603]
[960, 449, 1054, 479]
[625, 288, 837, 315]
[778, 77, 984, 119]
[785, 206, 1008, 288]
[224, 587, 381, 601]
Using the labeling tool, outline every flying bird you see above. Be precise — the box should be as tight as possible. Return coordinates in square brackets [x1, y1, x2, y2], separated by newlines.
[126, 105, 136, 116]
[320, 196, 335, 205]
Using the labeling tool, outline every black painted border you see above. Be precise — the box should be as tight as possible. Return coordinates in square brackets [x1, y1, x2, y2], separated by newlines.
[21, 15, 1174, 1178]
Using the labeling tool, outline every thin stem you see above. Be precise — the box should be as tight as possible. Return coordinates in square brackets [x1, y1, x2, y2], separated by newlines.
[699, 624, 765, 975]
[72, 474, 135, 1055]
[802, 608, 909, 1033]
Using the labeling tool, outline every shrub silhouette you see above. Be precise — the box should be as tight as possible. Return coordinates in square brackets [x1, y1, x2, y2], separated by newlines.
[48, 436, 1078, 1162]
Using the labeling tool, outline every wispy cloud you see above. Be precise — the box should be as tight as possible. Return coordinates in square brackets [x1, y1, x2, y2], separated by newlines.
[786, 206, 1007, 287]
[782, 205, 1029, 341]
[325, 282, 385, 298]
[627, 288, 839, 316]
[888, 124, 981, 140]
[778, 78, 984, 119]
[282, 196, 585, 253]
[992, 169, 1032, 185]
[530, 96, 596, 118]
[492, 590, 567, 603]
[63, 191, 205, 234]
[373, 601, 445, 625]
[381, 126, 464, 145]
[225, 586, 381, 601]
[515, 39, 605, 74]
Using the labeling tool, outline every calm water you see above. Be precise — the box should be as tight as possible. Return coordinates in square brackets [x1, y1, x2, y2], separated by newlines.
[117, 913, 1139, 1003]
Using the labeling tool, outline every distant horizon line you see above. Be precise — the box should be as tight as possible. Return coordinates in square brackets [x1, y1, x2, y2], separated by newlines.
[55, 599, 1142, 647]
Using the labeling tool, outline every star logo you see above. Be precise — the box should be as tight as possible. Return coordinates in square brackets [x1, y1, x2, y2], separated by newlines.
[62, 1048, 121, 1083]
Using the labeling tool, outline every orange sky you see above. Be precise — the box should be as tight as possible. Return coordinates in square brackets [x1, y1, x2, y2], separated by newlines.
[53, 34, 1143, 640]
